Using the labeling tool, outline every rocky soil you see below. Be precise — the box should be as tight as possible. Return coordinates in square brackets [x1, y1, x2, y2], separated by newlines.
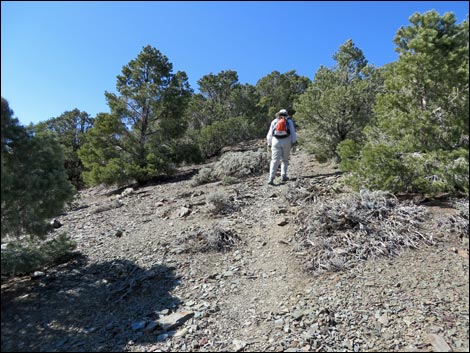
[1, 143, 469, 352]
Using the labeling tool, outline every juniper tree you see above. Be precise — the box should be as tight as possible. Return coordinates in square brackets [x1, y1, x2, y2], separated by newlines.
[78, 45, 192, 185]
[256, 70, 311, 126]
[1, 97, 75, 238]
[33, 109, 94, 188]
[338, 11, 469, 194]
[185, 70, 262, 158]
[294, 39, 383, 161]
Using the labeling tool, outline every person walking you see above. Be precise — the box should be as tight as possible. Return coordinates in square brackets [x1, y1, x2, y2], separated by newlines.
[266, 109, 297, 185]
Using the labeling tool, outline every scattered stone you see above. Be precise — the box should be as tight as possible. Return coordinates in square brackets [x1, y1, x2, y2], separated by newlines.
[378, 314, 389, 327]
[179, 207, 191, 218]
[157, 311, 194, 331]
[427, 333, 453, 352]
[50, 219, 62, 228]
[2, 145, 468, 353]
[174, 327, 189, 338]
[233, 339, 247, 351]
[277, 218, 289, 226]
[131, 320, 147, 331]
[31, 271, 45, 279]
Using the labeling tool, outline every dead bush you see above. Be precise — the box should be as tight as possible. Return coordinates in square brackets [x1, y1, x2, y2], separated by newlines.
[294, 190, 433, 274]
[176, 225, 241, 253]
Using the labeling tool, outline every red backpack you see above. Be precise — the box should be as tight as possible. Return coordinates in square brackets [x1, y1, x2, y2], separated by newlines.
[273, 116, 290, 137]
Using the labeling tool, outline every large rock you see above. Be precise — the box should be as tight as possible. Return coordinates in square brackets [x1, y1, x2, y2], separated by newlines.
[157, 311, 194, 331]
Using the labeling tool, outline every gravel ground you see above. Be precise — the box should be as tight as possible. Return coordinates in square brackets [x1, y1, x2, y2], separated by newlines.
[1, 144, 468, 352]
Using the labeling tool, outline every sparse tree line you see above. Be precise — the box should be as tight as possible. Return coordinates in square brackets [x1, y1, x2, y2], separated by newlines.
[1, 10, 468, 245]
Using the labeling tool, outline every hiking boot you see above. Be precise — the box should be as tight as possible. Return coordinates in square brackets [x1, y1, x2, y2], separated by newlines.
[268, 179, 275, 186]
[281, 176, 289, 182]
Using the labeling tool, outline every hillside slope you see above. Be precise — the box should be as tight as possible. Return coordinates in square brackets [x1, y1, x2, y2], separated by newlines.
[1, 144, 469, 352]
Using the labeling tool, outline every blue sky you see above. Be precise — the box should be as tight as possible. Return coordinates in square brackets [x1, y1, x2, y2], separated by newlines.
[1, 1, 468, 126]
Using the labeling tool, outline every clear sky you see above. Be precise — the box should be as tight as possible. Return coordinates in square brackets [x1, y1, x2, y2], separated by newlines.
[1, 1, 468, 126]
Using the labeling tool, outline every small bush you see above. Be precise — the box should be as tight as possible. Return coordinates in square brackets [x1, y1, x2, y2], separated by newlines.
[1, 233, 77, 276]
[221, 176, 239, 185]
[206, 191, 236, 215]
[212, 150, 269, 179]
[190, 149, 269, 186]
[190, 167, 216, 186]
[196, 116, 253, 158]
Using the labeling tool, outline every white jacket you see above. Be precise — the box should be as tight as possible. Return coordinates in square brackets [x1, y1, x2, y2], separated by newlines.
[266, 117, 297, 146]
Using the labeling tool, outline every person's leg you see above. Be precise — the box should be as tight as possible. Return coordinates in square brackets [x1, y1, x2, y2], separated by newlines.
[268, 139, 282, 183]
[280, 139, 292, 180]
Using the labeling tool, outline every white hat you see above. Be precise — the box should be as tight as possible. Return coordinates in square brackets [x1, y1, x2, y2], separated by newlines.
[278, 109, 288, 116]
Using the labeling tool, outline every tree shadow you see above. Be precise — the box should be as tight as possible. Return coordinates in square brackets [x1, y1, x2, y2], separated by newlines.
[1, 256, 182, 352]
[291, 171, 344, 181]
[144, 168, 199, 187]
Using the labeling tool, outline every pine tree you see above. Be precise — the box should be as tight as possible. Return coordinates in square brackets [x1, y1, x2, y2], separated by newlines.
[78, 45, 192, 185]
[33, 109, 94, 188]
[256, 70, 311, 127]
[184, 70, 262, 158]
[339, 11, 469, 194]
[1, 97, 75, 238]
[295, 40, 383, 161]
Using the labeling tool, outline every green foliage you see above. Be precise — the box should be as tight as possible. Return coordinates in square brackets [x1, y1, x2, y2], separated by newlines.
[194, 116, 254, 158]
[336, 138, 362, 172]
[78, 45, 192, 186]
[256, 70, 311, 124]
[78, 113, 129, 186]
[295, 40, 383, 161]
[342, 142, 469, 194]
[339, 11, 469, 195]
[185, 70, 264, 157]
[340, 142, 410, 192]
[1, 233, 77, 275]
[32, 109, 94, 189]
[1, 97, 76, 238]
[374, 11, 469, 152]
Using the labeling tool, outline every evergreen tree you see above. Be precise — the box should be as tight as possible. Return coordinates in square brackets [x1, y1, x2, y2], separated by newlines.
[295, 40, 383, 161]
[33, 109, 94, 188]
[78, 45, 192, 185]
[1, 97, 75, 238]
[256, 70, 311, 127]
[338, 11, 469, 194]
[185, 70, 262, 158]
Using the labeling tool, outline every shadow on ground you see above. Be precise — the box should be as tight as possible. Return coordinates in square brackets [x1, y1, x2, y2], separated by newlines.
[1, 256, 181, 352]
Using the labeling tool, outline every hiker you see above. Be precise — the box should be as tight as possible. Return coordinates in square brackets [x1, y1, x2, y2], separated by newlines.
[266, 109, 297, 185]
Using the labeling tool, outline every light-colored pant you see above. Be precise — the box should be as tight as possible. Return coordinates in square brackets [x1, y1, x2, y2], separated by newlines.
[269, 137, 292, 181]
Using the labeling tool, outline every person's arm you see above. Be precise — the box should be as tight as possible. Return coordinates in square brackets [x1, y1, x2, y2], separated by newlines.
[289, 119, 297, 144]
[267, 120, 274, 146]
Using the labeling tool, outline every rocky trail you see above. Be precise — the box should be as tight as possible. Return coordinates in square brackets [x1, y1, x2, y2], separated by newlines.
[1, 144, 469, 352]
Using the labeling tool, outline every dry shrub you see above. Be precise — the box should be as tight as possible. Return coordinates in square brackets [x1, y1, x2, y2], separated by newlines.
[294, 190, 433, 274]
[190, 150, 268, 186]
[212, 150, 269, 179]
[206, 191, 237, 215]
[286, 176, 342, 206]
[176, 225, 241, 253]
[190, 167, 216, 186]
[437, 198, 469, 239]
